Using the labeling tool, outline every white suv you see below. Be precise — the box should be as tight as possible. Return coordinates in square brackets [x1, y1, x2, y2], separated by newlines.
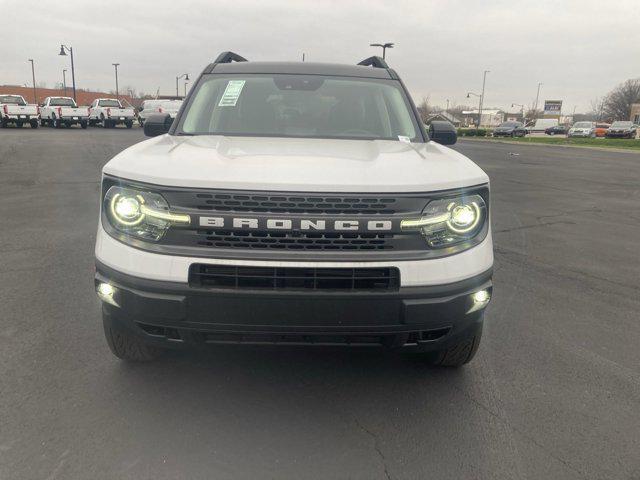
[95, 52, 493, 367]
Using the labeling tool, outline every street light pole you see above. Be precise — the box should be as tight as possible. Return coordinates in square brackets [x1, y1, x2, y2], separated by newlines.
[112, 63, 120, 99]
[176, 73, 189, 97]
[59, 45, 77, 102]
[478, 70, 490, 129]
[28, 59, 37, 104]
[533, 82, 543, 118]
[184, 81, 189, 98]
[63, 69, 67, 96]
[466, 92, 481, 128]
[369, 42, 394, 60]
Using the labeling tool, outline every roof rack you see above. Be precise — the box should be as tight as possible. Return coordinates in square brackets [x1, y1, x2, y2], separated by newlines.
[214, 51, 248, 64]
[357, 56, 389, 69]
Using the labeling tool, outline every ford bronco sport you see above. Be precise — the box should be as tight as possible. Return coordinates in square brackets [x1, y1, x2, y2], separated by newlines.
[95, 52, 493, 367]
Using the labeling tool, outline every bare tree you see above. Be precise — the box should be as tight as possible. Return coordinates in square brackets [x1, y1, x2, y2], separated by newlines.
[417, 95, 431, 123]
[589, 97, 606, 121]
[602, 78, 640, 121]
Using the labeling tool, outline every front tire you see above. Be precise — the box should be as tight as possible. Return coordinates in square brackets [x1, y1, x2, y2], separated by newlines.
[103, 310, 163, 362]
[30, 119, 38, 129]
[431, 329, 482, 367]
[80, 120, 88, 129]
[125, 120, 133, 129]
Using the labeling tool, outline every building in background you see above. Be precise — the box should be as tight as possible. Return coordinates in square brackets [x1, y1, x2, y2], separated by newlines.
[631, 103, 640, 123]
[425, 111, 462, 127]
[460, 109, 504, 127]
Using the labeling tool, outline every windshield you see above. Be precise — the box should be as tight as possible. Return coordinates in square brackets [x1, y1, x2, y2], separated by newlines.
[179, 74, 420, 141]
[611, 121, 632, 128]
[498, 122, 521, 128]
[573, 122, 592, 128]
[50, 98, 77, 107]
[0, 95, 27, 106]
[99, 100, 121, 107]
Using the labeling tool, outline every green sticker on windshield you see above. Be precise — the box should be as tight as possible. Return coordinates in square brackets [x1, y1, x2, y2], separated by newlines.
[218, 80, 246, 107]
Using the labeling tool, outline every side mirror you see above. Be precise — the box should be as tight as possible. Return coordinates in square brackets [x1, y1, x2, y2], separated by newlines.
[144, 113, 172, 137]
[428, 121, 457, 145]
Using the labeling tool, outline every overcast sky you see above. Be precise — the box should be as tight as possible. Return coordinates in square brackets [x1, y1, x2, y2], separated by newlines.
[2, 0, 638, 112]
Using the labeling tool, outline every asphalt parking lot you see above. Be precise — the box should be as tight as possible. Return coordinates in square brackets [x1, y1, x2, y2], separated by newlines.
[1, 127, 639, 480]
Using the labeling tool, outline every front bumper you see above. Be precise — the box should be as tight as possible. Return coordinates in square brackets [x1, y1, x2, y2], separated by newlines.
[606, 132, 634, 138]
[96, 261, 491, 352]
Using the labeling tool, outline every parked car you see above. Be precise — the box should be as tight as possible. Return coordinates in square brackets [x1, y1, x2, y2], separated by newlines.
[88, 98, 136, 128]
[40, 97, 89, 129]
[493, 121, 526, 137]
[567, 121, 595, 138]
[525, 118, 559, 134]
[94, 51, 493, 367]
[544, 125, 568, 136]
[0, 94, 39, 128]
[595, 122, 611, 137]
[138, 99, 183, 126]
[605, 121, 637, 139]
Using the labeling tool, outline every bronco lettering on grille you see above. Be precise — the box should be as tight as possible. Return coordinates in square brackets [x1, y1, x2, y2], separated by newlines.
[199, 216, 394, 232]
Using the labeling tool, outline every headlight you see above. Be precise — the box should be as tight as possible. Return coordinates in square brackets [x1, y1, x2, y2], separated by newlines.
[103, 185, 190, 241]
[401, 193, 487, 248]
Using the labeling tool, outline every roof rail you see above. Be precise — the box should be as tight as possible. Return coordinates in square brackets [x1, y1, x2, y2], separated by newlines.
[214, 51, 248, 64]
[357, 56, 389, 69]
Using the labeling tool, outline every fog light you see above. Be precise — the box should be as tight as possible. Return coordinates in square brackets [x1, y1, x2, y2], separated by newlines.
[468, 289, 491, 313]
[96, 282, 119, 307]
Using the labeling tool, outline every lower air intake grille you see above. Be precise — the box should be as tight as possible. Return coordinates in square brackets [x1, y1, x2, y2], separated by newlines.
[189, 265, 400, 291]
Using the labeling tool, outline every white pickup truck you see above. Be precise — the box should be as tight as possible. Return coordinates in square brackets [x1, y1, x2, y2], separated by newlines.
[0, 94, 39, 128]
[137, 99, 183, 126]
[88, 98, 135, 128]
[40, 96, 89, 129]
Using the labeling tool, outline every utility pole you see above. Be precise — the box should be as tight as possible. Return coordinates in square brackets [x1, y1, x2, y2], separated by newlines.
[478, 70, 490, 129]
[112, 63, 120, 99]
[446, 99, 450, 113]
[63, 69, 67, 96]
[533, 82, 543, 119]
[28, 59, 37, 104]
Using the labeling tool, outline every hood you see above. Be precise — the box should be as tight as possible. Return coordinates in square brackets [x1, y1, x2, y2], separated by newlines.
[103, 135, 489, 193]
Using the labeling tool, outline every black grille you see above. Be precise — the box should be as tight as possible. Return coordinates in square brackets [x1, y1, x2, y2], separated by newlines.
[194, 230, 394, 251]
[189, 265, 400, 291]
[189, 193, 397, 214]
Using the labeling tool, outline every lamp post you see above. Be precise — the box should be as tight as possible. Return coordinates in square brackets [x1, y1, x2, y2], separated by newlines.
[58, 45, 76, 102]
[466, 91, 481, 128]
[478, 70, 490, 129]
[112, 63, 120, 99]
[369, 42, 394, 60]
[62, 69, 67, 96]
[512, 103, 525, 123]
[184, 80, 189, 98]
[176, 73, 189, 97]
[533, 82, 543, 119]
[28, 59, 37, 104]
[446, 99, 450, 114]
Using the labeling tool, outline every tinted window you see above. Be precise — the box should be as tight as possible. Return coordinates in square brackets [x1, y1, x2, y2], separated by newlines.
[49, 98, 76, 107]
[499, 122, 521, 128]
[98, 100, 121, 107]
[611, 121, 632, 128]
[0, 96, 26, 105]
[573, 122, 592, 128]
[179, 74, 420, 141]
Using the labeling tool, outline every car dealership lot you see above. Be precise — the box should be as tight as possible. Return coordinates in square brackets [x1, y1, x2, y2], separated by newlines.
[1, 129, 639, 479]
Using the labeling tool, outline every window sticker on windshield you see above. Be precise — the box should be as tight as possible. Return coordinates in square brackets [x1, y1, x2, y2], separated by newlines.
[218, 80, 246, 107]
